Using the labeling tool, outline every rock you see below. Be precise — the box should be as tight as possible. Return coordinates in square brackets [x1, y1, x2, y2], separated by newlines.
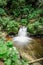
[0, 61, 4, 65]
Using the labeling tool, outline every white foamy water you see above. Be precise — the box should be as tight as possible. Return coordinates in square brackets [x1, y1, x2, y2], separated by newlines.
[13, 26, 32, 46]
[18, 26, 27, 36]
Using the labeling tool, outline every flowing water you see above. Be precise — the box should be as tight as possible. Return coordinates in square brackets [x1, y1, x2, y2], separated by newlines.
[13, 26, 32, 46]
[5, 26, 43, 65]
[10, 26, 43, 65]
[13, 26, 43, 59]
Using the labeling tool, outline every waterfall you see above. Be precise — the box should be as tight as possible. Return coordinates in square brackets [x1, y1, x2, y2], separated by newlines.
[13, 26, 32, 46]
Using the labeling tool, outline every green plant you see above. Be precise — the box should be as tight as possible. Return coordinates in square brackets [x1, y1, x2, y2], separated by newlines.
[0, 38, 8, 58]
[27, 20, 43, 34]
[6, 20, 20, 34]
[12, 8, 20, 17]
[21, 19, 27, 25]
[21, 5, 32, 14]
[0, 38, 29, 65]
[0, 0, 43, 36]
[28, 9, 43, 19]
[0, 0, 7, 6]
[18, 0, 25, 3]
[0, 17, 20, 34]
[0, 8, 6, 16]
[0, 17, 11, 30]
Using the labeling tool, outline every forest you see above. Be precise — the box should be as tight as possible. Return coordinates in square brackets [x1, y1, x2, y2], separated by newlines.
[0, 0, 43, 65]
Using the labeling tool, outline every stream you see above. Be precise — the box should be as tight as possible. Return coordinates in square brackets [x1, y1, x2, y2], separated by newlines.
[5, 33, 43, 65]
[5, 26, 43, 65]
[14, 37, 43, 65]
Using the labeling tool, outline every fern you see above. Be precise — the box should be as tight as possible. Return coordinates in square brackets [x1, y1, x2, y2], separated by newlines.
[0, 8, 6, 15]
[27, 19, 43, 34]
[0, 0, 7, 6]
[0, 38, 29, 65]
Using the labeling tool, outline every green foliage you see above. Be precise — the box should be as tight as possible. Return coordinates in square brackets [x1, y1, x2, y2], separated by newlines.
[0, 17, 10, 24]
[28, 9, 43, 19]
[21, 19, 27, 25]
[11, 4, 32, 18]
[6, 20, 20, 34]
[12, 8, 20, 17]
[20, 5, 31, 15]
[0, 17, 11, 30]
[0, 17, 20, 34]
[6, 41, 13, 47]
[0, 0, 7, 6]
[0, 38, 9, 58]
[0, 8, 6, 16]
[27, 20, 43, 34]
[11, 0, 19, 8]
[0, 38, 28, 65]
[11, 0, 25, 9]
[4, 59, 12, 65]
[18, 0, 25, 3]
[0, 0, 43, 35]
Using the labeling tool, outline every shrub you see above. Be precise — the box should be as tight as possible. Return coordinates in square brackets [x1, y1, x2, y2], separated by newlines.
[0, 17, 11, 30]
[0, 0, 7, 6]
[21, 19, 27, 25]
[6, 20, 20, 34]
[0, 38, 29, 65]
[0, 8, 6, 16]
[27, 20, 43, 34]
[28, 9, 43, 19]
[0, 17, 20, 34]
[12, 8, 20, 17]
